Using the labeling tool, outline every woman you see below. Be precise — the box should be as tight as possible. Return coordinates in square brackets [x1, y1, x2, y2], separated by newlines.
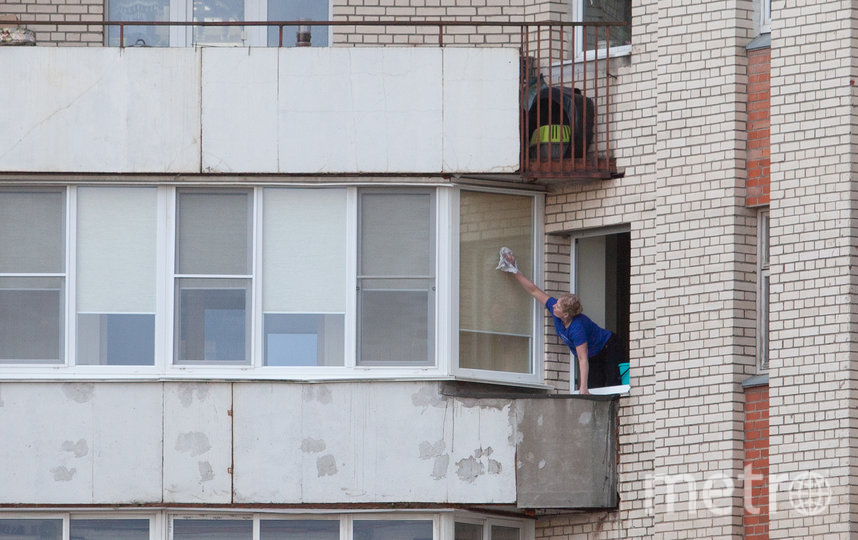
[503, 251, 621, 394]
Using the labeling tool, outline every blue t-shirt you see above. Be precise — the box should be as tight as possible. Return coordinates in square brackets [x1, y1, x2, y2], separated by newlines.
[545, 297, 611, 358]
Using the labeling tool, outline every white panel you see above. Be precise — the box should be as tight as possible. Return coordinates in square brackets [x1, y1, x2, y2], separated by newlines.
[163, 382, 233, 503]
[442, 48, 520, 173]
[231, 383, 305, 503]
[576, 236, 607, 327]
[201, 48, 279, 173]
[263, 188, 347, 312]
[278, 48, 443, 173]
[0, 383, 162, 504]
[0, 48, 200, 173]
[77, 187, 157, 313]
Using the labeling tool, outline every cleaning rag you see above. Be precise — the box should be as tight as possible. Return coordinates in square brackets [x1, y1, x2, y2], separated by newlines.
[496, 247, 519, 273]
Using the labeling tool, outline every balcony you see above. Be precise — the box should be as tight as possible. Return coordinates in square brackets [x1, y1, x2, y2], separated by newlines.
[1, 20, 621, 183]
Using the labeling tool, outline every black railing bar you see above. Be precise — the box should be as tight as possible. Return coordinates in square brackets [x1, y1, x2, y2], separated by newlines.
[12, 19, 628, 28]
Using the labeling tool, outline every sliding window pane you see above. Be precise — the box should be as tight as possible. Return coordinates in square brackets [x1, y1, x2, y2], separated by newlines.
[77, 187, 156, 366]
[353, 520, 433, 540]
[266, 0, 330, 47]
[260, 520, 339, 540]
[177, 190, 251, 276]
[175, 278, 250, 364]
[70, 519, 149, 540]
[173, 519, 252, 540]
[0, 277, 63, 363]
[107, 0, 169, 46]
[459, 191, 532, 373]
[264, 314, 344, 366]
[490, 526, 519, 540]
[0, 519, 62, 540]
[454, 523, 482, 540]
[359, 191, 433, 277]
[193, 0, 245, 45]
[358, 282, 433, 365]
[0, 189, 64, 273]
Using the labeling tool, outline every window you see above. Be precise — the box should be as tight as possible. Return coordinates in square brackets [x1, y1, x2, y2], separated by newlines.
[571, 0, 632, 57]
[760, 0, 771, 33]
[454, 518, 525, 540]
[76, 187, 157, 366]
[0, 517, 151, 540]
[571, 229, 631, 393]
[353, 520, 433, 540]
[107, 0, 330, 47]
[0, 189, 65, 364]
[357, 190, 436, 366]
[757, 210, 770, 372]
[0, 185, 542, 384]
[458, 190, 535, 376]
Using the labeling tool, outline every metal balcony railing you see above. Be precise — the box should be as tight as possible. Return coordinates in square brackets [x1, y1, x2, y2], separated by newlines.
[6, 19, 624, 182]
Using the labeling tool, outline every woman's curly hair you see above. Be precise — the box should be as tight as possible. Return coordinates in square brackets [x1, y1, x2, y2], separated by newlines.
[556, 293, 583, 318]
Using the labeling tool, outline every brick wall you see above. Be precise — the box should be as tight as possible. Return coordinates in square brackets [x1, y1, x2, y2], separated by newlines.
[744, 383, 770, 540]
[746, 45, 771, 207]
[1, 0, 103, 46]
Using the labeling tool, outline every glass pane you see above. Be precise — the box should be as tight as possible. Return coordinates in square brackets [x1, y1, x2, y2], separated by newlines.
[176, 278, 250, 364]
[761, 273, 769, 371]
[173, 519, 252, 540]
[267, 0, 330, 47]
[490, 526, 519, 540]
[264, 314, 344, 366]
[353, 520, 433, 540]
[260, 520, 339, 540]
[194, 0, 245, 45]
[582, 0, 631, 49]
[454, 522, 482, 540]
[0, 277, 63, 363]
[760, 211, 770, 265]
[459, 191, 533, 373]
[359, 191, 434, 278]
[107, 0, 169, 46]
[77, 314, 155, 366]
[177, 191, 251, 276]
[70, 519, 149, 540]
[0, 519, 62, 540]
[77, 187, 157, 313]
[358, 286, 433, 365]
[0, 189, 64, 273]
[263, 188, 347, 313]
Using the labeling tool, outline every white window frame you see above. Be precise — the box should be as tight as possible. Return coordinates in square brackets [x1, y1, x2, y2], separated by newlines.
[0, 512, 160, 540]
[110, 0, 333, 47]
[760, 0, 771, 34]
[451, 186, 545, 388]
[0, 183, 547, 387]
[445, 512, 535, 540]
[569, 225, 631, 396]
[570, 0, 632, 61]
[757, 209, 770, 373]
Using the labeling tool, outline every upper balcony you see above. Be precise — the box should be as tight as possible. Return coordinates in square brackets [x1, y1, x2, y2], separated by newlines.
[1, 19, 622, 184]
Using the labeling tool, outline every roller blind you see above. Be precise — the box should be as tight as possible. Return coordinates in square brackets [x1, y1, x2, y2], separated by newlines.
[262, 188, 347, 312]
[359, 191, 433, 277]
[177, 190, 251, 275]
[77, 187, 157, 313]
[0, 190, 64, 273]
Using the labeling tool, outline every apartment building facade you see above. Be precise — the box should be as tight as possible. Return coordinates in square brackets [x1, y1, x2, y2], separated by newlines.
[1, 0, 852, 538]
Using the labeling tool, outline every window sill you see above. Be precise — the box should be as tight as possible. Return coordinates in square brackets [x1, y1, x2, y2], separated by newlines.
[570, 384, 630, 396]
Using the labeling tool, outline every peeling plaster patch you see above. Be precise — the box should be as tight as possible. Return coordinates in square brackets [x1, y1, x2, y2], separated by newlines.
[316, 454, 338, 477]
[411, 385, 444, 408]
[52, 466, 76, 481]
[456, 456, 484, 483]
[473, 447, 493, 458]
[175, 432, 212, 457]
[507, 405, 524, 445]
[61, 439, 89, 458]
[301, 438, 326, 453]
[538, 459, 546, 470]
[457, 397, 507, 410]
[578, 411, 593, 425]
[418, 440, 445, 459]
[487, 459, 502, 475]
[432, 455, 450, 479]
[341, 487, 367, 497]
[62, 383, 94, 403]
[304, 385, 333, 405]
[198, 461, 214, 482]
[537, 414, 544, 427]
[177, 383, 210, 407]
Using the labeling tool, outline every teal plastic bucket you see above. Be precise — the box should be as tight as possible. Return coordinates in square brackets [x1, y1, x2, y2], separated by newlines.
[619, 363, 630, 385]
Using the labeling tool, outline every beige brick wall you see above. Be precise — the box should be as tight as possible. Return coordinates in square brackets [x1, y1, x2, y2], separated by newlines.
[1, 0, 103, 45]
[767, 1, 858, 537]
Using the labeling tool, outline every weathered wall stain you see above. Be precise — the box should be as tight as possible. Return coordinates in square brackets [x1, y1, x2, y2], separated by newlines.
[62, 383, 94, 403]
[61, 439, 88, 458]
[411, 385, 444, 408]
[198, 461, 214, 482]
[487, 459, 502, 474]
[175, 432, 212, 457]
[432, 455, 450, 480]
[304, 385, 332, 405]
[301, 438, 326, 453]
[177, 383, 210, 408]
[316, 454, 338, 477]
[52, 466, 76, 481]
[578, 410, 593, 425]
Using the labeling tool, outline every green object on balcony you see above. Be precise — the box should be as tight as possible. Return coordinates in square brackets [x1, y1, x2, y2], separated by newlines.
[529, 124, 571, 146]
